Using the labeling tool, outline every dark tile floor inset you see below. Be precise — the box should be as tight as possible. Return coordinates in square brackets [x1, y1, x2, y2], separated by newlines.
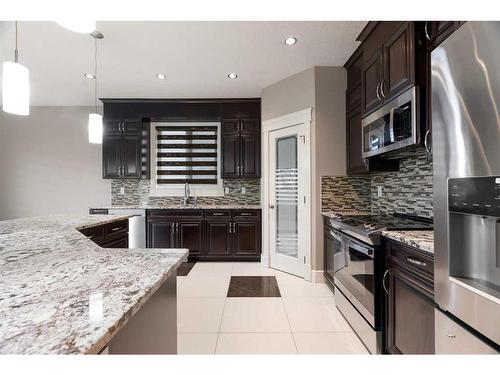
[227, 276, 281, 297]
[177, 262, 196, 276]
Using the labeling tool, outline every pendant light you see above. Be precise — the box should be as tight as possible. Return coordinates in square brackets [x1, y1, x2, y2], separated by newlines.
[2, 21, 30, 116]
[88, 33, 103, 144]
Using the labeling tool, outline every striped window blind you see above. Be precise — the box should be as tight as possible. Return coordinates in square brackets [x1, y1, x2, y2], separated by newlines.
[155, 124, 219, 185]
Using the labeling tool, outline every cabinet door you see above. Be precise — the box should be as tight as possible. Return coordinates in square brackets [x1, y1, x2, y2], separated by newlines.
[205, 220, 232, 256]
[233, 221, 261, 257]
[222, 134, 241, 178]
[147, 220, 175, 248]
[103, 133, 122, 178]
[346, 110, 367, 174]
[426, 21, 461, 50]
[177, 220, 203, 257]
[240, 118, 260, 134]
[241, 134, 260, 178]
[382, 22, 413, 101]
[221, 119, 240, 135]
[361, 49, 383, 115]
[386, 268, 435, 354]
[122, 132, 142, 179]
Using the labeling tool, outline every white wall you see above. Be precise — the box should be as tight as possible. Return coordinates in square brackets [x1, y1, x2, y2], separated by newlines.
[0, 107, 111, 220]
[261, 66, 346, 276]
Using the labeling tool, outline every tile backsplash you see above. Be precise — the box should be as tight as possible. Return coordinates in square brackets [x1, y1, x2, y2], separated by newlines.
[321, 148, 433, 218]
[111, 178, 261, 207]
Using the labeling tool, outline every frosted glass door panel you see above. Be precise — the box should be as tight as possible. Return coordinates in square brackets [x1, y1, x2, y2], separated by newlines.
[275, 135, 298, 258]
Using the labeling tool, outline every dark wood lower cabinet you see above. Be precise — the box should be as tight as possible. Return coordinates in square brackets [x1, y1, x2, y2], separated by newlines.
[233, 221, 260, 257]
[146, 209, 261, 261]
[384, 239, 435, 354]
[79, 219, 129, 248]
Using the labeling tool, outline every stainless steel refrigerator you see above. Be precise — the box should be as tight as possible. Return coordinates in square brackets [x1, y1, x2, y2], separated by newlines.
[432, 21, 500, 353]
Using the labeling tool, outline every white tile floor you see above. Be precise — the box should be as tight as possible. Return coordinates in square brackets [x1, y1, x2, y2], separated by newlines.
[176, 262, 369, 354]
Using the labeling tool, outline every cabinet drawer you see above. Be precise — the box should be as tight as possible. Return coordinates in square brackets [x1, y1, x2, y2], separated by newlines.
[105, 219, 129, 239]
[147, 209, 203, 218]
[386, 239, 434, 277]
[205, 210, 231, 218]
[79, 225, 105, 244]
[232, 209, 261, 219]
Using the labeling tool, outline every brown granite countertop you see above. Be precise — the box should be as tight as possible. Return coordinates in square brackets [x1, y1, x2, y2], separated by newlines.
[0, 214, 187, 354]
[382, 230, 434, 254]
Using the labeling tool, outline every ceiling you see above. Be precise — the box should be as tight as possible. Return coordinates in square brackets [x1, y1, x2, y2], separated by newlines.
[0, 21, 366, 106]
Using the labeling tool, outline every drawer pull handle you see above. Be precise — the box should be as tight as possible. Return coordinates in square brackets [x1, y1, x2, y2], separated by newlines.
[241, 213, 252, 216]
[88, 235, 95, 239]
[406, 256, 427, 267]
[213, 213, 224, 216]
[111, 227, 122, 232]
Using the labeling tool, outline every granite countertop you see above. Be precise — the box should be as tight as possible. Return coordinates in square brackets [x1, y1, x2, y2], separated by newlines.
[101, 205, 262, 210]
[0, 214, 187, 354]
[382, 230, 434, 254]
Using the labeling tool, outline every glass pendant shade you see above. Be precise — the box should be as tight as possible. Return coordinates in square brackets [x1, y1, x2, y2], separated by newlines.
[56, 20, 96, 34]
[88, 113, 103, 144]
[2, 61, 30, 116]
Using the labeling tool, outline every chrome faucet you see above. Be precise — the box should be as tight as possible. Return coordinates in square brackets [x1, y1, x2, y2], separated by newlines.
[183, 183, 191, 206]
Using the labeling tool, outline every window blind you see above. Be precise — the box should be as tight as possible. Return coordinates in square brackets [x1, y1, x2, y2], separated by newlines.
[155, 125, 218, 185]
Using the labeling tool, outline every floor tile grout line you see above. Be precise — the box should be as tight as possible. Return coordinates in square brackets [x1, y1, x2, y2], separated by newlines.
[280, 296, 299, 354]
[213, 293, 229, 354]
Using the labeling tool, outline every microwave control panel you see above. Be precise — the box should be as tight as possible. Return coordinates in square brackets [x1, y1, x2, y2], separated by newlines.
[448, 176, 500, 217]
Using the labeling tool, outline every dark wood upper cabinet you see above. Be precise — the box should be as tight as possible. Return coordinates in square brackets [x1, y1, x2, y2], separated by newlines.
[359, 22, 425, 117]
[221, 116, 261, 179]
[384, 239, 435, 354]
[102, 133, 122, 179]
[122, 132, 142, 178]
[382, 22, 414, 101]
[424, 21, 464, 51]
[346, 110, 366, 174]
[361, 49, 383, 114]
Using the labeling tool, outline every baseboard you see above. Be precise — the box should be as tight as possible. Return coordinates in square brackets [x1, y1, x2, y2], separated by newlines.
[311, 270, 325, 283]
[260, 254, 269, 267]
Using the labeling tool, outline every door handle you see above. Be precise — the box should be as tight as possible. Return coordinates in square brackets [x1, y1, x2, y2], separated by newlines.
[380, 79, 386, 99]
[383, 269, 390, 295]
[424, 22, 431, 41]
[424, 129, 432, 163]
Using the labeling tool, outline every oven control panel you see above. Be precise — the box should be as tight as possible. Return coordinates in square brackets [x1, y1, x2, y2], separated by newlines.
[448, 176, 500, 217]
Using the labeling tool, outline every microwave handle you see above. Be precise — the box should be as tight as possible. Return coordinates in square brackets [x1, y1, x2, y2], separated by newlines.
[389, 107, 395, 143]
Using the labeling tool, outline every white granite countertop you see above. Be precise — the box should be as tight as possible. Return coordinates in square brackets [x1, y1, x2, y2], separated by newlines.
[0, 214, 187, 354]
[103, 205, 262, 210]
[382, 230, 434, 254]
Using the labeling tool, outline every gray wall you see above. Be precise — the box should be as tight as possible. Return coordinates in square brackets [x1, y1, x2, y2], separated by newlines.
[0, 106, 111, 220]
[261, 68, 316, 121]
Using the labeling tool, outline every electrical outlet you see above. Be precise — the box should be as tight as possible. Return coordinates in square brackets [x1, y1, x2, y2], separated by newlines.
[224, 187, 230, 195]
[241, 187, 246, 194]
[120, 187, 125, 195]
[377, 186, 383, 197]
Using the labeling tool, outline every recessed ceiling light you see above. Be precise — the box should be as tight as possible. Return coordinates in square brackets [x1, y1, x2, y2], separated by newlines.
[156, 73, 167, 80]
[228, 73, 238, 79]
[84, 73, 96, 79]
[284, 37, 298, 46]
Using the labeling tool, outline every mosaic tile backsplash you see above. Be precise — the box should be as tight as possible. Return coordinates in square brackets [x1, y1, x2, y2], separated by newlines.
[321, 148, 433, 218]
[111, 178, 261, 207]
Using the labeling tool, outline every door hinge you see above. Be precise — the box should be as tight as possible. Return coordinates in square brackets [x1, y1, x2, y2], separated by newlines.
[303, 196, 306, 204]
[303, 256, 306, 264]
[300, 135, 306, 143]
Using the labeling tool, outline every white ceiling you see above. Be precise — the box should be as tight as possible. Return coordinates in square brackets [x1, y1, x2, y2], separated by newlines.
[0, 21, 366, 106]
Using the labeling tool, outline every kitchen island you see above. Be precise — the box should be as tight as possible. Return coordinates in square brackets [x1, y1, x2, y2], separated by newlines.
[0, 214, 187, 354]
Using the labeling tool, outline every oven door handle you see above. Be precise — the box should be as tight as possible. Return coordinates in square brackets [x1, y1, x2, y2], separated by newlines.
[328, 230, 343, 243]
[344, 238, 374, 258]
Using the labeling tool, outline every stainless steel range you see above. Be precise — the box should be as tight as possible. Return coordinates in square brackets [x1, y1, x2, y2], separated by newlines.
[324, 213, 432, 353]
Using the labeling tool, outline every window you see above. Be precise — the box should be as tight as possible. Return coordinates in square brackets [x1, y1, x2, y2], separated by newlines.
[150, 122, 223, 196]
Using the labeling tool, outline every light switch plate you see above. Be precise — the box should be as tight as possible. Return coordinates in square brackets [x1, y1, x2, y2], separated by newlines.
[224, 187, 230, 194]
[241, 187, 246, 194]
[377, 186, 383, 197]
[120, 187, 125, 195]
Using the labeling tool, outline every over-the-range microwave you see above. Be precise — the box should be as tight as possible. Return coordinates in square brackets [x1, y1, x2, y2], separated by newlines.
[361, 86, 419, 158]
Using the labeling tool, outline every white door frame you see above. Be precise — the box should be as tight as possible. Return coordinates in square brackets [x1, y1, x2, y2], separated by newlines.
[261, 108, 312, 280]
